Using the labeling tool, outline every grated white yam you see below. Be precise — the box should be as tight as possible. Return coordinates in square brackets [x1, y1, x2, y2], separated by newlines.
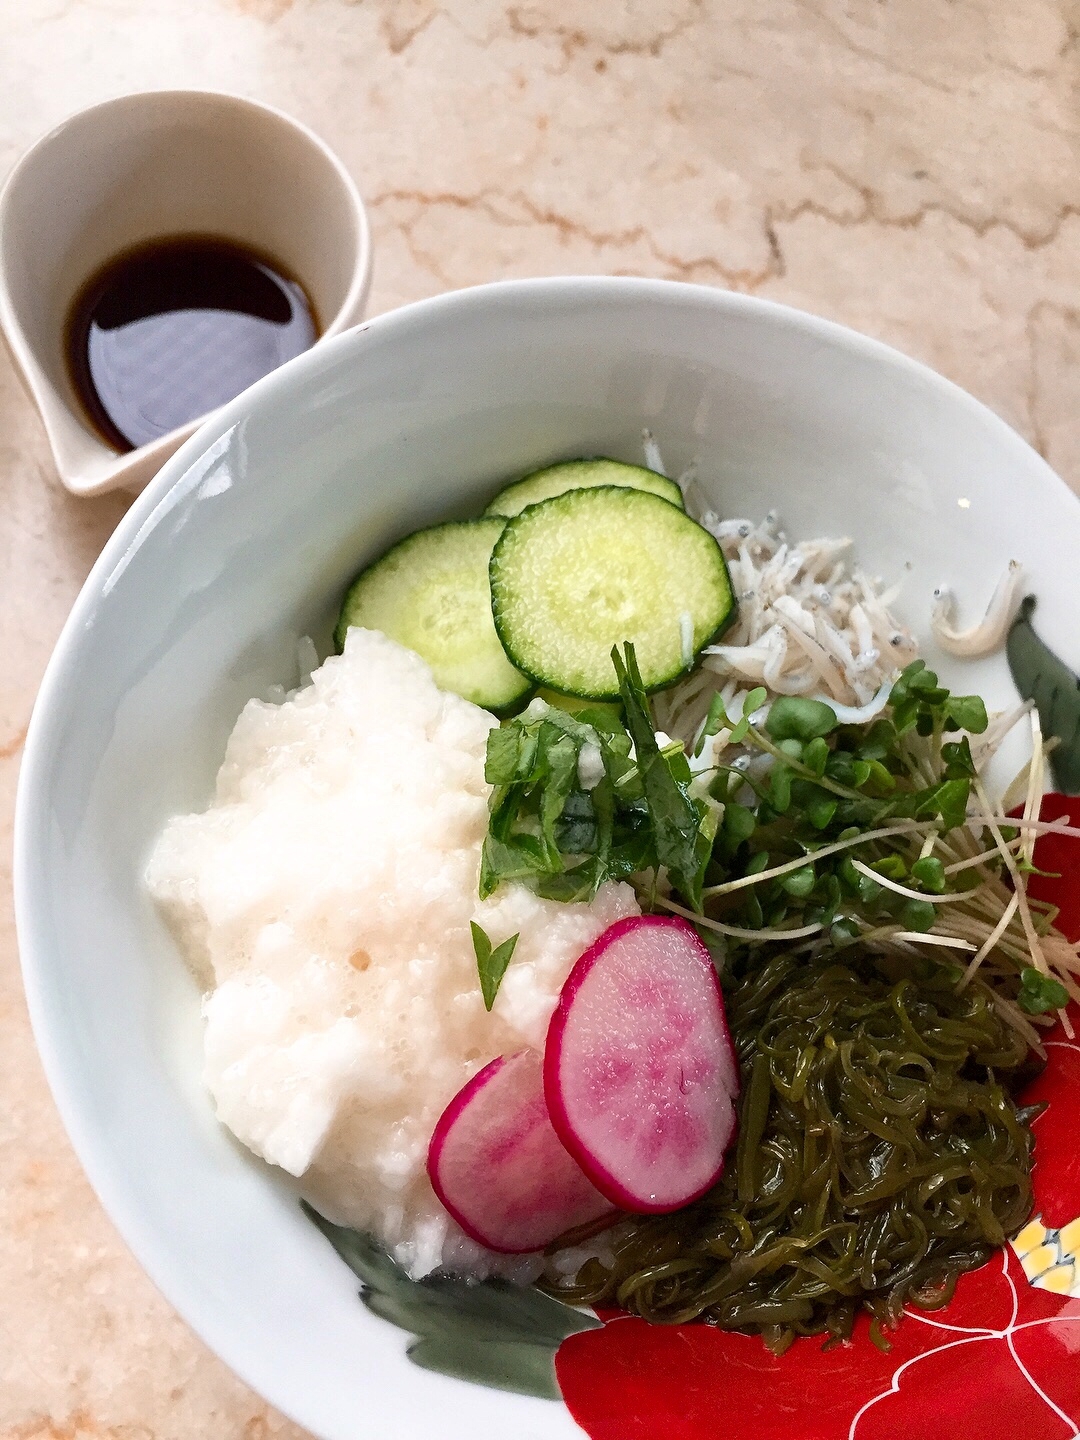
[147, 629, 639, 1279]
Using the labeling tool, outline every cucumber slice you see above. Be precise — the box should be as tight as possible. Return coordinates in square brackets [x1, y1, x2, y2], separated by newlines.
[335, 518, 533, 714]
[490, 488, 735, 699]
[485, 458, 683, 518]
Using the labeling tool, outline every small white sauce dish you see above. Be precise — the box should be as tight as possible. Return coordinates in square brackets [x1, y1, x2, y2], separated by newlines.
[0, 89, 371, 497]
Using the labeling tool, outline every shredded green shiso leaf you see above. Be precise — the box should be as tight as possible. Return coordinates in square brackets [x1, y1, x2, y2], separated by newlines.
[480, 642, 715, 909]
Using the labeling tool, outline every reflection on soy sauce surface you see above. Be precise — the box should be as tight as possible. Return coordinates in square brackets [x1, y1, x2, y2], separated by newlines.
[65, 236, 319, 452]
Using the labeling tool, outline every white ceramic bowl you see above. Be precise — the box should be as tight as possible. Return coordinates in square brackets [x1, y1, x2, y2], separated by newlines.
[15, 278, 1080, 1440]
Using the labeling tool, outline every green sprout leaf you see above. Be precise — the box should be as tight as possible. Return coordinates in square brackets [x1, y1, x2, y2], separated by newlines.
[804, 736, 830, 778]
[906, 777, 971, 833]
[765, 696, 839, 743]
[941, 737, 977, 779]
[471, 923, 520, 1010]
[900, 898, 936, 933]
[945, 695, 989, 735]
[872, 854, 907, 881]
[724, 802, 757, 842]
[856, 871, 884, 907]
[769, 763, 794, 814]
[830, 916, 862, 946]
[933, 778, 972, 832]
[1018, 967, 1070, 1015]
[860, 758, 896, 794]
[907, 664, 941, 693]
[910, 856, 946, 893]
[856, 719, 897, 761]
[728, 716, 751, 744]
[781, 863, 816, 899]
[743, 686, 768, 716]
[694, 691, 729, 757]
[806, 792, 839, 830]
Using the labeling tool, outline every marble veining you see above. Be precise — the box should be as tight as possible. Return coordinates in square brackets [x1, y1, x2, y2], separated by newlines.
[2, 1, 1079, 1435]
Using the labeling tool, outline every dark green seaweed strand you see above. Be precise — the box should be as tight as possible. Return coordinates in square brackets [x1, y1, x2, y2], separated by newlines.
[542, 948, 1037, 1353]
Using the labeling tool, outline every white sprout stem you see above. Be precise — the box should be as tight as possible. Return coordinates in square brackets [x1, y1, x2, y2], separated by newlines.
[1021, 710, 1044, 868]
[957, 894, 1020, 989]
[980, 816, 1080, 839]
[989, 699, 1035, 744]
[850, 859, 978, 905]
[856, 923, 907, 944]
[1055, 970, 1080, 1004]
[1000, 759, 1034, 817]
[657, 895, 824, 941]
[891, 932, 977, 951]
[1045, 933, 1080, 963]
[702, 823, 935, 897]
[940, 905, 1022, 937]
[943, 841, 1021, 875]
[972, 777, 1050, 976]
[979, 701, 1036, 790]
[935, 919, 1031, 968]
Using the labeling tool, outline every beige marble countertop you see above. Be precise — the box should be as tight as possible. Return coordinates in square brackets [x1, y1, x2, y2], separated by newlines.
[3, 1, 1080, 1435]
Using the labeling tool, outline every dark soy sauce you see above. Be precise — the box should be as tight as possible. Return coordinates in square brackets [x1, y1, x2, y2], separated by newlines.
[65, 236, 319, 452]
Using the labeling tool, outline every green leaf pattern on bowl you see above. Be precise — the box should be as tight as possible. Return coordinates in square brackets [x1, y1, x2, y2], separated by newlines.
[1007, 596, 1080, 794]
[302, 1202, 601, 1399]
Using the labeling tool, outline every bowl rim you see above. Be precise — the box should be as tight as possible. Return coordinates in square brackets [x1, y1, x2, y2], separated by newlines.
[13, 274, 1072, 1434]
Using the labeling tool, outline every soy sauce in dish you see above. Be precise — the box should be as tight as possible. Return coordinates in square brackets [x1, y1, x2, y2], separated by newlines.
[65, 236, 319, 452]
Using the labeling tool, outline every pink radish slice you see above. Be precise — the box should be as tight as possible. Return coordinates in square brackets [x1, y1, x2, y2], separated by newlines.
[545, 914, 739, 1214]
[427, 1048, 613, 1253]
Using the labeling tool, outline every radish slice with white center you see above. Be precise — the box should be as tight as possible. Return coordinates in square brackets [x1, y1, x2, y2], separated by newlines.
[545, 914, 739, 1213]
[427, 1049, 613, 1253]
